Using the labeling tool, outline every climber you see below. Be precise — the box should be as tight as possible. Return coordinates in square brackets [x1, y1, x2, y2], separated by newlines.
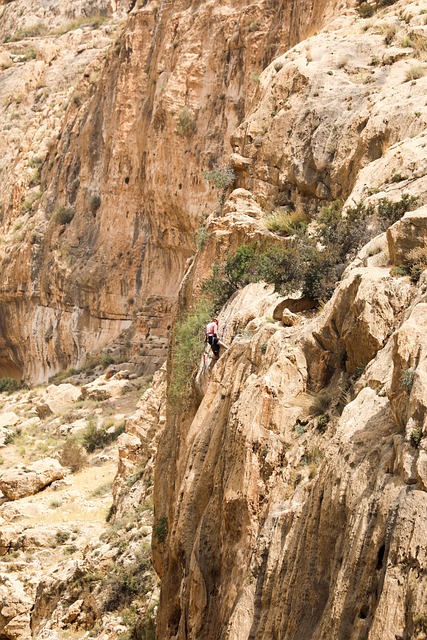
[205, 317, 228, 359]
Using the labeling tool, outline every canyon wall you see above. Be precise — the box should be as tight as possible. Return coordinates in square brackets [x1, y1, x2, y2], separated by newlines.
[152, 1, 427, 637]
[0, 0, 349, 383]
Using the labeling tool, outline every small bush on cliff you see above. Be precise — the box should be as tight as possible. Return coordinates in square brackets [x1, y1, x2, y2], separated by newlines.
[264, 208, 308, 236]
[175, 107, 196, 138]
[169, 299, 213, 409]
[102, 548, 152, 612]
[54, 206, 75, 225]
[405, 241, 427, 281]
[202, 194, 421, 309]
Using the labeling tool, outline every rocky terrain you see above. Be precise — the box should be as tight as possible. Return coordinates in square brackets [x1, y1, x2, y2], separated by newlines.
[0, 0, 427, 638]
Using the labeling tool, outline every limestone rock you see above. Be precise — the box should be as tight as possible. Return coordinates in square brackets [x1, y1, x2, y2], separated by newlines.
[35, 384, 82, 417]
[0, 458, 65, 501]
[387, 205, 427, 265]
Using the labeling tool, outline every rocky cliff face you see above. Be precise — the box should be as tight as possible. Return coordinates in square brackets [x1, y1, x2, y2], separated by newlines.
[0, 0, 349, 383]
[151, 1, 427, 638]
[1, 0, 427, 639]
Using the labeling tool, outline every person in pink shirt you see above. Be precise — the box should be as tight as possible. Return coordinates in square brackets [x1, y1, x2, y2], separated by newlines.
[205, 317, 228, 358]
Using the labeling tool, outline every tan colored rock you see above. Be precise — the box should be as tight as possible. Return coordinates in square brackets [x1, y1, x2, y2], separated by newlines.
[387, 205, 427, 265]
[35, 383, 82, 416]
[81, 374, 131, 401]
[0, 412, 20, 429]
[0, 458, 65, 501]
[281, 308, 299, 326]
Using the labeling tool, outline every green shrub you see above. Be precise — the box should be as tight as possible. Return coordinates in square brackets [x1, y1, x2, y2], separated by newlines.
[264, 208, 308, 236]
[169, 299, 213, 409]
[405, 241, 427, 282]
[377, 194, 418, 225]
[54, 206, 75, 225]
[102, 551, 152, 612]
[204, 167, 235, 190]
[390, 265, 409, 277]
[59, 438, 88, 472]
[410, 427, 423, 448]
[175, 107, 196, 138]
[0, 378, 22, 393]
[401, 367, 416, 391]
[153, 516, 168, 544]
[82, 419, 124, 453]
[358, 3, 375, 18]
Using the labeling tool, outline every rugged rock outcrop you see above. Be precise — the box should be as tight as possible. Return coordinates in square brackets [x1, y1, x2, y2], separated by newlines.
[0, 458, 65, 500]
[0, 0, 353, 383]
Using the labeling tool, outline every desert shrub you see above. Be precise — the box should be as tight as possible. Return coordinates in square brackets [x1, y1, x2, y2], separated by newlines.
[175, 107, 196, 137]
[309, 392, 332, 416]
[53, 15, 107, 36]
[102, 551, 152, 611]
[264, 208, 308, 236]
[169, 299, 213, 408]
[405, 241, 427, 281]
[59, 438, 88, 472]
[405, 65, 425, 81]
[90, 194, 101, 211]
[384, 25, 396, 44]
[54, 206, 75, 225]
[55, 530, 70, 544]
[401, 367, 416, 391]
[153, 516, 168, 544]
[316, 414, 330, 434]
[390, 265, 409, 277]
[358, 3, 375, 18]
[5, 23, 48, 42]
[204, 167, 235, 190]
[82, 419, 124, 453]
[0, 378, 22, 393]
[195, 225, 208, 249]
[410, 427, 423, 448]
[377, 193, 419, 225]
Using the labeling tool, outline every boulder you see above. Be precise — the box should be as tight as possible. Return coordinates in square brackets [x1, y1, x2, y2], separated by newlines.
[0, 458, 65, 501]
[35, 384, 82, 417]
[0, 412, 20, 429]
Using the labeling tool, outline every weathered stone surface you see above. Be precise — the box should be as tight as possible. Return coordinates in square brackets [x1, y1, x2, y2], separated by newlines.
[387, 206, 427, 265]
[0, 458, 65, 501]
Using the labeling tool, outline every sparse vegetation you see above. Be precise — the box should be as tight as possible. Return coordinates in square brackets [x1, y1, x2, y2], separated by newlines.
[401, 367, 416, 391]
[264, 208, 308, 236]
[175, 107, 196, 138]
[54, 206, 75, 225]
[82, 418, 125, 453]
[405, 65, 425, 82]
[4, 23, 48, 42]
[405, 241, 427, 282]
[59, 437, 88, 472]
[102, 547, 153, 612]
[169, 299, 213, 409]
[410, 427, 423, 448]
[0, 378, 22, 393]
[52, 15, 108, 36]
[201, 195, 419, 310]
[153, 516, 168, 544]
